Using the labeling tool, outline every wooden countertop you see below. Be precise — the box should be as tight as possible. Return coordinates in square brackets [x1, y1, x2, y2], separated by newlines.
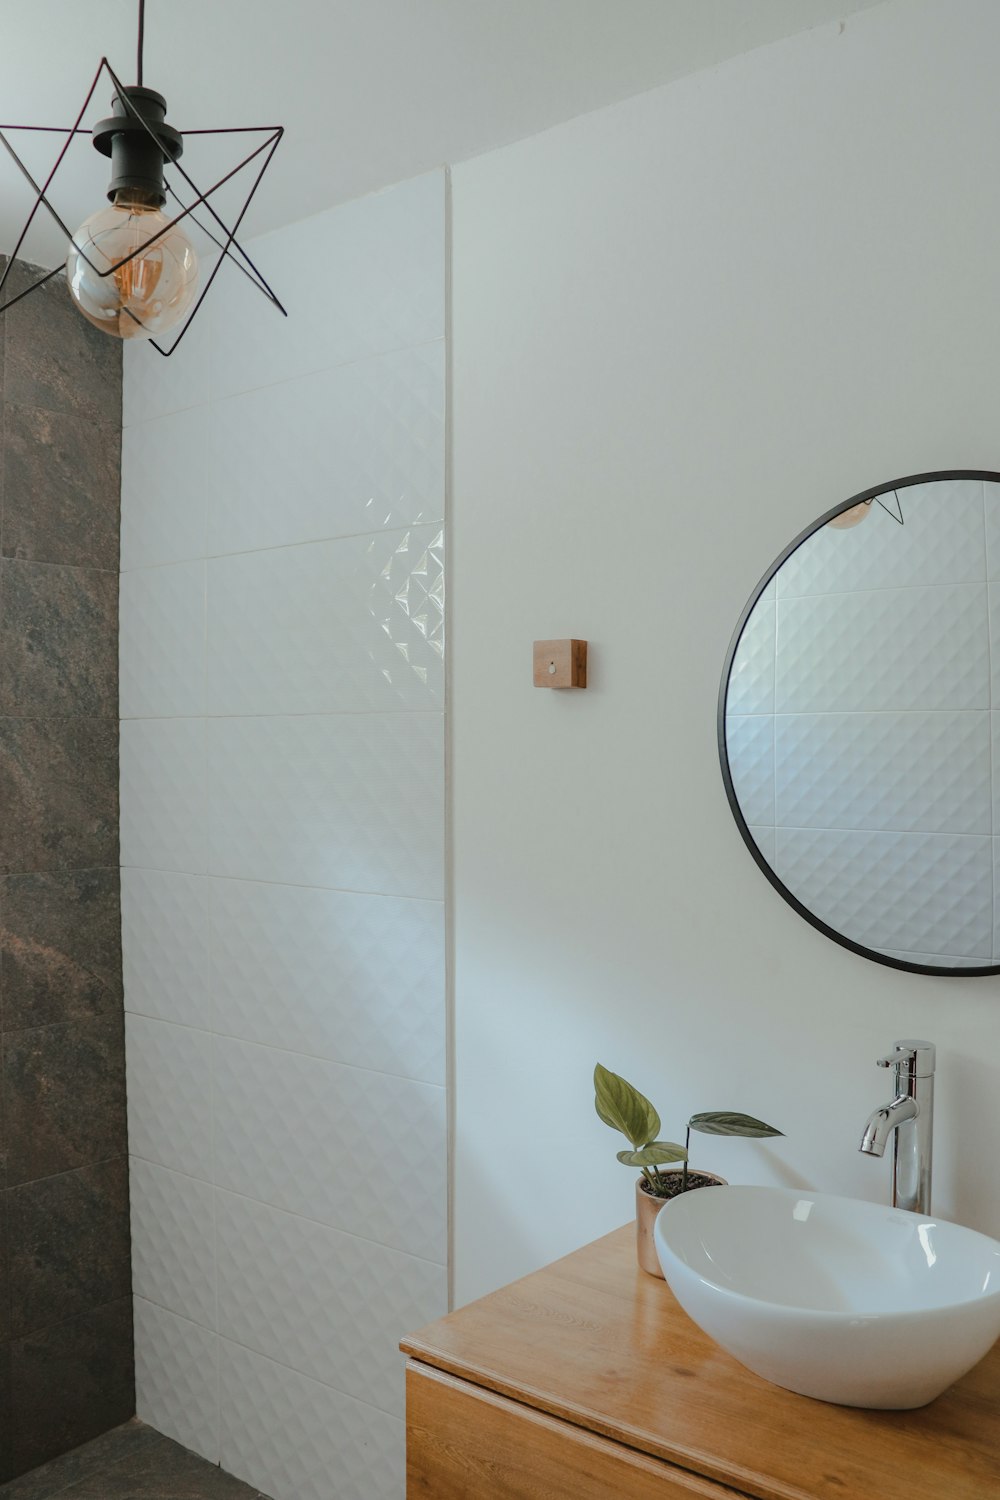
[401, 1225, 1000, 1500]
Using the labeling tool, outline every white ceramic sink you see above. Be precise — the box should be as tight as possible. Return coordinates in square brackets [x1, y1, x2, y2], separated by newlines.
[653, 1184, 1000, 1409]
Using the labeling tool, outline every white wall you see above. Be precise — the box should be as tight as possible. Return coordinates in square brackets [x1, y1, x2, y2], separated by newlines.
[119, 173, 446, 1499]
[450, 0, 1000, 1306]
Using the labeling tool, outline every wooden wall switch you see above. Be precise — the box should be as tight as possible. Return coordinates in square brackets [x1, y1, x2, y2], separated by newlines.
[533, 639, 587, 688]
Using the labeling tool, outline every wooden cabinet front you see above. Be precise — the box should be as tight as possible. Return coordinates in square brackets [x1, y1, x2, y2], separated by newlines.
[406, 1363, 743, 1500]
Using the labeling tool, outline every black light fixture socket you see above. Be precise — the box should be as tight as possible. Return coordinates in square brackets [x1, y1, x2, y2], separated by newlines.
[91, 85, 182, 205]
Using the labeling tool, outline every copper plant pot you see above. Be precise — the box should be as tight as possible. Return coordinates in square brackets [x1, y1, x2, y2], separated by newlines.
[635, 1172, 728, 1279]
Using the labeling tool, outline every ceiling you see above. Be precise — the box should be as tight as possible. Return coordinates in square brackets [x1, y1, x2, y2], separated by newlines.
[0, 0, 888, 266]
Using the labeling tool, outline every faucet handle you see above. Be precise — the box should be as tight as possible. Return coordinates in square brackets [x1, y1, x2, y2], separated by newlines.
[877, 1040, 936, 1077]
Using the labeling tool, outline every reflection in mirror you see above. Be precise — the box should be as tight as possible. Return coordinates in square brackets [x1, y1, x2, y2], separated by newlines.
[721, 473, 1000, 976]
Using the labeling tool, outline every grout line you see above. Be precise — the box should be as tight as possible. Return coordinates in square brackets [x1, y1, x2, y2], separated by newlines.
[16, 1431, 173, 1500]
[120, 515, 446, 572]
[124, 1009, 446, 1091]
[118, 705, 446, 723]
[128, 1166, 448, 1269]
[118, 706, 443, 721]
[122, 334, 446, 430]
[117, 866, 445, 905]
[442, 164, 455, 1318]
[134, 1292, 407, 1431]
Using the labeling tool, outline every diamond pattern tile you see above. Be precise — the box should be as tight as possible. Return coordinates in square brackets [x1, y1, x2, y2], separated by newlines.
[209, 879, 444, 1084]
[775, 583, 989, 714]
[207, 341, 445, 556]
[216, 1191, 445, 1418]
[123, 171, 446, 1500]
[880, 948, 992, 968]
[121, 404, 212, 568]
[725, 714, 774, 828]
[134, 1296, 219, 1463]
[206, 526, 443, 716]
[120, 717, 208, 873]
[126, 1014, 213, 1182]
[120, 562, 207, 718]
[205, 712, 443, 897]
[122, 868, 212, 1029]
[774, 826, 993, 959]
[774, 710, 991, 836]
[131, 1158, 217, 1329]
[779, 480, 987, 597]
[726, 599, 774, 715]
[212, 1035, 446, 1261]
[209, 172, 444, 400]
[219, 1339, 404, 1500]
[985, 483, 1000, 581]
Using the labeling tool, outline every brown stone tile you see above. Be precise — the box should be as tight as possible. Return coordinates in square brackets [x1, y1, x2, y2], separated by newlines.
[4, 271, 121, 427]
[8, 1157, 131, 1337]
[9, 1297, 134, 1477]
[0, 1343, 12, 1483]
[58, 1434, 273, 1498]
[0, 718, 118, 875]
[0, 1190, 9, 1341]
[0, 1420, 162, 1500]
[2, 407, 120, 570]
[1, 869, 121, 1032]
[0, 561, 117, 718]
[3, 1014, 126, 1187]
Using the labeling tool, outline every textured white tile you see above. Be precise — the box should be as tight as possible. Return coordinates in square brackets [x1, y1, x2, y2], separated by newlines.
[774, 827, 993, 959]
[779, 480, 986, 597]
[121, 405, 212, 567]
[216, 1191, 445, 1419]
[120, 562, 206, 718]
[219, 1338, 403, 1500]
[880, 948, 994, 968]
[120, 718, 207, 873]
[123, 312, 212, 426]
[122, 868, 212, 1029]
[206, 713, 443, 897]
[126, 1014, 213, 1182]
[210, 174, 444, 400]
[130, 1159, 216, 1329]
[749, 826, 775, 865]
[724, 715, 774, 828]
[206, 526, 443, 716]
[210, 879, 444, 1083]
[134, 1297, 219, 1463]
[775, 711, 991, 836]
[775, 584, 989, 714]
[207, 342, 445, 556]
[726, 599, 774, 715]
[985, 482, 1000, 581]
[212, 1036, 446, 1260]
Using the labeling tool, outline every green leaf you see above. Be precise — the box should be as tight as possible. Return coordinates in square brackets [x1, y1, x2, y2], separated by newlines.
[616, 1142, 687, 1168]
[688, 1111, 784, 1139]
[594, 1063, 660, 1148]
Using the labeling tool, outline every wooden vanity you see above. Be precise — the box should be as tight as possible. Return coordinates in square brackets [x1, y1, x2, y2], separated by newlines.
[401, 1224, 1000, 1499]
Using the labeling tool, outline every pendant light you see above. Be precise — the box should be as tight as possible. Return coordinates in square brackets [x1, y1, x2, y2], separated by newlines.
[0, 0, 285, 354]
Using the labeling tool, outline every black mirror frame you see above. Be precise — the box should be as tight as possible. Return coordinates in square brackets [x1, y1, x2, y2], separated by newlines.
[718, 468, 1000, 979]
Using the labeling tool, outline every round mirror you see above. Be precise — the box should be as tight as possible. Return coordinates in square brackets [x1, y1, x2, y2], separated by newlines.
[719, 471, 1000, 976]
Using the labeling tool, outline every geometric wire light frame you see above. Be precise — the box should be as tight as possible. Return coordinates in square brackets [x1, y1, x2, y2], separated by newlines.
[0, 54, 285, 356]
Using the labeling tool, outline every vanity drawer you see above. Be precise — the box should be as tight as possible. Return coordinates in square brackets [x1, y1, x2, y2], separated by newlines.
[405, 1362, 742, 1500]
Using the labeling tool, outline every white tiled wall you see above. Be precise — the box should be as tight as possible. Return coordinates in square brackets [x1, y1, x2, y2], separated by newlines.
[726, 479, 1000, 964]
[120, 172, 447, 1500]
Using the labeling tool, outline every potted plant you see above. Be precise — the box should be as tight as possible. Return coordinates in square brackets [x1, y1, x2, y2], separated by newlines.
[594, 1062, 783, 1278]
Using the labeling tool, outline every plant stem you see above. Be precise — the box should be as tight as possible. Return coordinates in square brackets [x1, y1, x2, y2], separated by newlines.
[682, 1123, 691, 1192]
[641, 1166, 658, 1194]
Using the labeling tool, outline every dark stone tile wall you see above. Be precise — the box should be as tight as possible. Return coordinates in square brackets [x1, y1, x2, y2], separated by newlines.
[0, 257, 129, 1482]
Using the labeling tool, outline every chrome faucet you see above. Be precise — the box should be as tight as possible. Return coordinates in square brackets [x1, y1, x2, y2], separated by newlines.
[859, 1040, 935, 1215]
